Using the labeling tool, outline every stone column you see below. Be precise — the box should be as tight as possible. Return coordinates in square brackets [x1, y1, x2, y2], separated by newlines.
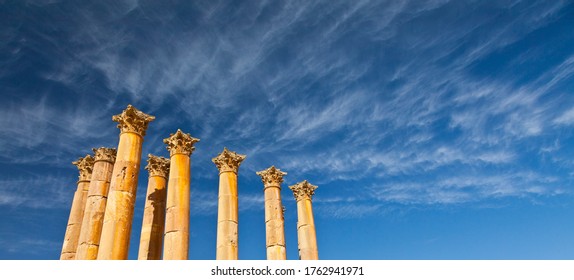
[138, 154, 170, 260]
[256, 166, 287, 260]
[213, 148, 246, 260]
[97, 105, 155, 260]
[75, 148, 117, 260]
[163, 129, 199, 260]
[60, 155, 94, 260]
[289, 180, 319, 260]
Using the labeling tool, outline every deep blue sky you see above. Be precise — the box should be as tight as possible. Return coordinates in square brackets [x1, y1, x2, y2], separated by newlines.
[1, 0, 573, 260]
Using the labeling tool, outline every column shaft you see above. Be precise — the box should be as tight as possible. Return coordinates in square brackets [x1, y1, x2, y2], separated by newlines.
[163, 154, 190, 259]
[264, 185, 286, 260]
[216, 171, 238, 259]
[76, 156, 115, 260]
[296, 198, 318, 260]
[98, 132, 143, 259]
[290, 180, 319, 260]
[60, 178, 91, 259]
[138, 176, 167, 259]
[213, 148, 245, 260]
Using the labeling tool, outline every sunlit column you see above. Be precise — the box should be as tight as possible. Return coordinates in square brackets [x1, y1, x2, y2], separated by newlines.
[75, 148, 116, 260]
[138, 154, 170, 260]
[97, 105, 155, 260]
[256, 166, 287, 260]
[212, 148, 246, 260]
[289, 180, 319, 260]
[60, 155, 94, 260]
[163, 129, 199, 260]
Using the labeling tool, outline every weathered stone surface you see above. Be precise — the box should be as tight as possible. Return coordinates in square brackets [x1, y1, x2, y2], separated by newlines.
[145, 154, 170, 178]
[212, 148, 246, 174]
[216, 220, 238, 260]
[214, 148, 244, 260]
[290, 180, 319, 260]
[72, 155, 95, 182]
[92, 147, 117, 163]
[164, 129, 199, 156]
[257, 166, 287, 260]
[98, 106, 151, 260]
[289, 180, 317, 202]
[75, 148, 115, 260]
[256, 166, 286, 186]
[60, 156, 94, 260]
[112, 104, 155, 137]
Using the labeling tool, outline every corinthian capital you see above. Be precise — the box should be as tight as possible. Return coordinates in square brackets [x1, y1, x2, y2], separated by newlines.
[289, 180, 318, 202]
[163, 129, 200, 156]
[72, 155, 95, 182]
[145, 154, 170, 178]
[256, 166, 287, 187]
[112, 104, 155, 137]
[92, 147, 117, 163]
[212, 148, 246, 174]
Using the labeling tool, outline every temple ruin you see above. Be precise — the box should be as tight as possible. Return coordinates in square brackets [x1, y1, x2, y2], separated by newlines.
[60, 104, 319, 260]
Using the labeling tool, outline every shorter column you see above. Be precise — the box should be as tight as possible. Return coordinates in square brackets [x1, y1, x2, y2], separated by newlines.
[60, 155, 94, 260]
[163, 129, 199, 260]
[289, 180, 319, 260]
[138, 154, 170, 260]
[256, 166, 287, 260]
[75, 147, 116, 260]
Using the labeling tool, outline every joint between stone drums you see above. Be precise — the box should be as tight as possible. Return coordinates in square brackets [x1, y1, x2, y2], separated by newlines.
[218, 169, 237, 175]
[263, 184, 281, 191]
[118, 131, 144, 139]
[77, 179, 90, 184]
[149, 174, 168, 179]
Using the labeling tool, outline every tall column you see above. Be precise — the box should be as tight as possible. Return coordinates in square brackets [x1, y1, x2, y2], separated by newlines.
[256, 166, 287, 260]
[75, 148, 117, 260]
[163, 129, 199, 260]
[289, 180, 319, 260]
[98, 105, 155, 260]
[213, 148, 246, 260]
[138, 154, 170, 260]
[60, 155, 94, 260]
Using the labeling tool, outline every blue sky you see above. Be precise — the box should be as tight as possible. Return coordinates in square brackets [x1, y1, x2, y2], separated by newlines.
[1, 0, 573, 260]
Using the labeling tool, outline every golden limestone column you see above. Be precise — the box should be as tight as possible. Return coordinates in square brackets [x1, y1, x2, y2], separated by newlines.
[60, 155, 94, 260]
[138, 154, 170, 260]
[212, 148, 246, 260]
[256, 166, 287, 260]
[75, 148, 117, 260]
[163, 129, 199, 260]
[98, 105, 155, 260]
[289, 180, 319, 260]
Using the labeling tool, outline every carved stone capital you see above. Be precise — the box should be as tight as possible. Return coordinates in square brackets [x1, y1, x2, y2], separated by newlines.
[256, 166, 287, 187]
[212, 148, 246, 174]
[112, 104, 155, 137]
[72, 155, 95, 182]
[163, 129, 200, 156]
[92, 147, 117, 163]
[289, 180, 318, 202]
[145, 154, 170, 178]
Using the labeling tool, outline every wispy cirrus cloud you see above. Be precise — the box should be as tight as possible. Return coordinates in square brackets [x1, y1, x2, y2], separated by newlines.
[1, 0, 573, 222]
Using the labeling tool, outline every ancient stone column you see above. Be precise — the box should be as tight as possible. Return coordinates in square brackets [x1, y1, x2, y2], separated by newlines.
[163, 129, 199, 260]
[138, 154, 170, 260]
[256, 166, 287, 260]
[75, 148, 117, 260]
[289, 180, 319, 260]
[60, 155, 94, 260]
[213, 148, 246, 260]
[97, 105, 155, 260]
